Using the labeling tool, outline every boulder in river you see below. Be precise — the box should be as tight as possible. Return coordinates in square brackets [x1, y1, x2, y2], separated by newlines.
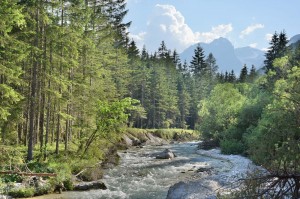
[155, 149, 176, 159]
[166, 180, 217, 199]
[73, 180, 107, 191]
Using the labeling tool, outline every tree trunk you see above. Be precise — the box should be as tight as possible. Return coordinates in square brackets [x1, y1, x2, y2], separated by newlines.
[27, 7, 40, 162]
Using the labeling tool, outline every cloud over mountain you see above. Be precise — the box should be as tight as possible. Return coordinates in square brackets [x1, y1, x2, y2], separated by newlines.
[240, 24, 264, 38]
[129, 4, 233, 53]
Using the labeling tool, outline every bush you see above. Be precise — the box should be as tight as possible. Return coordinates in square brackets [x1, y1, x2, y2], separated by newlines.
[2, 174, 23, 183]
[8, 187, 35, 198]
[63, 178, 74, 191]
[26, 161, 54, 173]
[220, 139, 245, 155]
[34, 183, 52, 196]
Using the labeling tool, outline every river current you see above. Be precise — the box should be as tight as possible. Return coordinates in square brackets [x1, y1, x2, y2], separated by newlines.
[32, 141, 233, 199]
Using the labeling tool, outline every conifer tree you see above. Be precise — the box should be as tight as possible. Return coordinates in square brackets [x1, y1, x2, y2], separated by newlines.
[264, 31, 288, 73]
[0, 0, 26, 143]
[248, 65, 257, 82]
[190, 44, 206, 76]
[205, 53, 218, 78]
[239, 64, 248, 83]
[228, 70, 236, 83]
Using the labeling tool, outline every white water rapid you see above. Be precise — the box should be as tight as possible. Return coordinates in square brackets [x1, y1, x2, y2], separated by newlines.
[29, 141, 257, 199]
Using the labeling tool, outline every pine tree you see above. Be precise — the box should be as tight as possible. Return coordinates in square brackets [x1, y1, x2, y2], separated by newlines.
[248, 65, 257, 82]
[158, 41, 168, 59]
[205, 53, 218, 78]
[128, 40, 140, 60]
[224, 71, 229, 82]
[239, 65, 248, 83]
[264, 31, 288, 73]
[228, 70, 236, 83]
[102, 0, 132, 47]
[190, 44, 206, 76]
[0, 0, 26, 143]
[176, 74, 191, 129]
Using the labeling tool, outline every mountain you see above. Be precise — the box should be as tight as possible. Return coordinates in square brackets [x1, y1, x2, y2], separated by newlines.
[235, 47, 265, 69]
[289, 34, 300, 49]
[180, 37, 264, 74]
[288, 34, 300, 45]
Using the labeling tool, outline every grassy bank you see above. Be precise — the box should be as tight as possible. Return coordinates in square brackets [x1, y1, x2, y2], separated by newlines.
[125, 128, 200, 142]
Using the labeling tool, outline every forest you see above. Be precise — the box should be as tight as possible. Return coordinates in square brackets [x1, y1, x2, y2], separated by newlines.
[1, 0, 300, 198]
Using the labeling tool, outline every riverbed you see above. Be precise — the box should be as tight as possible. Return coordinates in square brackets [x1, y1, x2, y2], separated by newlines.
[24, 141, 257, 199]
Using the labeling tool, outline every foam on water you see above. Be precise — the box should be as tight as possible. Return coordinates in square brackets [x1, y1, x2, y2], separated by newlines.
[52, 142, 215, 199]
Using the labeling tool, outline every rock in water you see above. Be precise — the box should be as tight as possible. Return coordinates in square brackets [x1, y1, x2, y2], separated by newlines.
[155, 149, 176, 159]
[166, 180, 217, 199]
[74, 180, 107, 191]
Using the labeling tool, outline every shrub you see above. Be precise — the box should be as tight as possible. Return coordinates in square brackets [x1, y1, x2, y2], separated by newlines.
[220, 139, 245, 155]
[34, 183, 52, 196]
[63, 178, 74, 191]
[2, 174, 23, 183]
[8, 187, 35, 198]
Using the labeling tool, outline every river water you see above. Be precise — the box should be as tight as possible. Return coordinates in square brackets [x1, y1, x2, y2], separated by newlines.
[30, 141, 233, 199]
[28, 142, 239, 199]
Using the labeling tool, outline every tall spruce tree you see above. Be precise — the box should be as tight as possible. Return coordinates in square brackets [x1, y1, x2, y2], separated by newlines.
[264, 31, 288, 73]
[248, 65, 257, 82]
[205, 53, 218, 78]
[190, 44, 206, 76]
[228, 70, 236, 83]
[0, 0, 26, 143]
[239, 64, 248, 83]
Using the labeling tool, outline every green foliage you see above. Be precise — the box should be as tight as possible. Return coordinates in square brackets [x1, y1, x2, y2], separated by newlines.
[247, 64, 300, 172]
[151, 129, 199, 141]
[62, 178, 74, 191]
[48, 162, 72, 184]
[8, 187, 35, 198]
[1, 174, 23, 183]
[199, 83, 247, 140]
[220, 139, 245, 155]
[125, 128, 199, 141]
[0, 0, 299, 196]
[96, 98, 138, 131]
[239, 64, 248, 82]
[26, 162, 54, 174]
[264, 31, 289, 73]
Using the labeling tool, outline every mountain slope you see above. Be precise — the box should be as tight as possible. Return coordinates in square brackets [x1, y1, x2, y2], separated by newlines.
[180, 38, 265, 74]
[235, 47, 265, 69]
[288, 34, 300, 45]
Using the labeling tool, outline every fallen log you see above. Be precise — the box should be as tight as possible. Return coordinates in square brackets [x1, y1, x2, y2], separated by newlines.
[0, 171, 57, 177]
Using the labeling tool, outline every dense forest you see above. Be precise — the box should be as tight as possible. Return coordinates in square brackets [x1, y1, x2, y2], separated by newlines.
[1, 0, 300, 197]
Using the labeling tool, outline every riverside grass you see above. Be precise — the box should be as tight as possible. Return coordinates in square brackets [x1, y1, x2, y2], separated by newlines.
[125, 128, 200, 141]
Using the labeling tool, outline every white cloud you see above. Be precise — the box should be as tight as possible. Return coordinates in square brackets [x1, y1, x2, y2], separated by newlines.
[240, 24, 264, 38]
[160, 24, 167, 32]
[261, 47, 269, 52]
[142, 4, 233, 52]
[128, 31, 147, 49]
[129, 31, 146, 42]
[249, 43, 258, 48]
[198, 24, 233, 43]
[265, 33, 273, 42]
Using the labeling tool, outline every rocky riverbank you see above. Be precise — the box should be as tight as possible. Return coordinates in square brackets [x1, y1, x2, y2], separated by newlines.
[1, 129, 198, 199]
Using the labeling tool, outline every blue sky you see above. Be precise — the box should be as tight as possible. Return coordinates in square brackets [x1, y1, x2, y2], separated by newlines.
[125, 0, 300, 53]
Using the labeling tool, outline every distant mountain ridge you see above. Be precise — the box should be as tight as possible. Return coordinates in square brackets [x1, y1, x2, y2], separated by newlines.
[180, 37, 265, 74]
[289, 34, 300, 49]
[288, 34, 300, 45]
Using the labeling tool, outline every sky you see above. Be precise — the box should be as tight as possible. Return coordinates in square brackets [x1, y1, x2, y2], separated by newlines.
[125, 0, 300, 53]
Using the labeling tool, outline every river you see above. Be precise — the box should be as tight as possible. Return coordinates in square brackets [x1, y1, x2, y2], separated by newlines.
[31, 141, 243, 199]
